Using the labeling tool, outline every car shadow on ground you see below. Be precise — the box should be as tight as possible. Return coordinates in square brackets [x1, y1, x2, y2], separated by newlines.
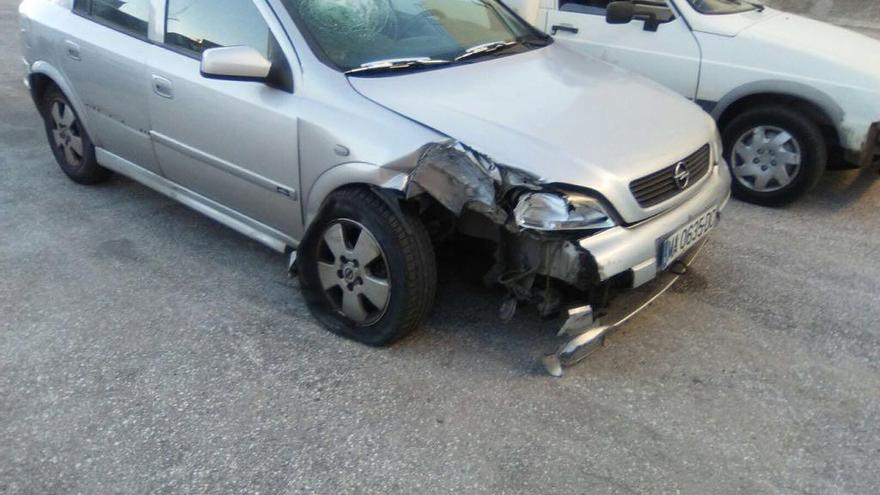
[396, 240, 565, 376]
[806, 163, 880, 210]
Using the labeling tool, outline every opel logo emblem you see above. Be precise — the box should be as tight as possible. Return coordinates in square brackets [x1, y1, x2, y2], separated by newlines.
[673, 162, 690, 190]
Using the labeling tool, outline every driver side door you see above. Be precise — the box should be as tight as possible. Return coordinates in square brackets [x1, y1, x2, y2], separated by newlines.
[146, 0, 303, 240]
[545, 0, 701, 99]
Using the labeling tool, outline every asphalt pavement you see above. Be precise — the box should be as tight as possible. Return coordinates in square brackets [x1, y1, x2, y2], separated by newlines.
[2, 1, 879, 493]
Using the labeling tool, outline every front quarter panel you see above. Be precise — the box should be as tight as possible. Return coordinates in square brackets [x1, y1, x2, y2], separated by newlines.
[294, 88, 445, 229]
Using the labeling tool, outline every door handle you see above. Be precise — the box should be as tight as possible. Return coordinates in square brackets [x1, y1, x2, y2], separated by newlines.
[551, 24, 579, 35]
[64, 40, 81, 60]
[152, 75, 174, 99]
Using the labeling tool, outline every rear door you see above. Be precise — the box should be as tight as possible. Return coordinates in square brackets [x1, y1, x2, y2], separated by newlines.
[146, 0, 303, 238]
[544, 0, 701, 99]
[61, 0, 160, 174]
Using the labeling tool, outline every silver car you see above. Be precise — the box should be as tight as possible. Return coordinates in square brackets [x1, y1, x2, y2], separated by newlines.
[19, 0, 731, 373]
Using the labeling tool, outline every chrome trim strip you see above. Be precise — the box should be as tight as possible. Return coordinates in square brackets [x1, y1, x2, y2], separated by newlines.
[21, 58, 30, 88]
[96, 148, 296, 252]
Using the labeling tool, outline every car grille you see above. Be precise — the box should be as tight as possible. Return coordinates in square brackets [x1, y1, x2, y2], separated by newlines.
[629, 144, 712, 208]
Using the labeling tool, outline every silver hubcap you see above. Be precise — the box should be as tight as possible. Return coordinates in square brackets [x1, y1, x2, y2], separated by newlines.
[316, 220, 391, 325]
[49, 101, 84, 167]
[731, 125, 802, 193]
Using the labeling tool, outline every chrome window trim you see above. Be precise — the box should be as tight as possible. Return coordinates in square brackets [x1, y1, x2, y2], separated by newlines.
[70, 2, 152, 42]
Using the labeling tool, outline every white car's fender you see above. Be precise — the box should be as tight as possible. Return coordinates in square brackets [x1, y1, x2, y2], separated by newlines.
[691, 12, 880, 153]
[705, 78, 845, 131]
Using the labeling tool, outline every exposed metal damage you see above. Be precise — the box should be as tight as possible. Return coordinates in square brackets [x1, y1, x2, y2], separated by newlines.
[403, 141, 631, 376]
[405, 142, 508, 224]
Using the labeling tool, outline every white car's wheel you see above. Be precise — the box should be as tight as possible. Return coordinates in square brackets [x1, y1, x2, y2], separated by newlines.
[723, 106, 826, 206]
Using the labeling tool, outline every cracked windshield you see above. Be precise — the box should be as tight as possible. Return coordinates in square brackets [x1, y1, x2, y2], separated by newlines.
[283, 0, 545, 71]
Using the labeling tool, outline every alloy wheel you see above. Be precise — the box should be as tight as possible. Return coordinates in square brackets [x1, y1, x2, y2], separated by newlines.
[316, 219, 391, 325]
[49, 100, 85, 168]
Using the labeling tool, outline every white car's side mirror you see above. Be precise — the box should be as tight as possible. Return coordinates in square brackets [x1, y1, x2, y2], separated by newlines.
[606, 1, 670, 32]
[606, 1, 635, 25]
[201, 46, 272, 81]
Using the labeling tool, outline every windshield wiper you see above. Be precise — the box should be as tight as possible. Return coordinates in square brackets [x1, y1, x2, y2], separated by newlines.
[716, 0, 764, 11]
[345, 57, 451, 75]
[454, 41, 519, 62]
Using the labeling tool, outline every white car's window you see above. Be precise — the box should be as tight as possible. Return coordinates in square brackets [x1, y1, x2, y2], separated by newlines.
[559, 0, 612, 15]
[687, 0, 758, 14]
[73, 0, 151, 38]
[560, 0, 676, 23]
[283, 0, 547, 72]
[164, 0, 273, 58]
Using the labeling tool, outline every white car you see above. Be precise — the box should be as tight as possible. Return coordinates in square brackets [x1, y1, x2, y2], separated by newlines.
[515, 0, 880, 205]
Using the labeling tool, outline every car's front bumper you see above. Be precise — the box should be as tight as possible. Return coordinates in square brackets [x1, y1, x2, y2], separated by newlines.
[542, 162, 731, 376]
[577, 161, 732, 289]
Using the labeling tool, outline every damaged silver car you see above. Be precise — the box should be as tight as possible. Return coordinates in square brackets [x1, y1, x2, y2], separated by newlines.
[20, 0, 730, 374]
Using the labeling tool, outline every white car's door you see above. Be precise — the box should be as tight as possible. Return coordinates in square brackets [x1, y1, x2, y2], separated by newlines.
[544, 0, 701, 99]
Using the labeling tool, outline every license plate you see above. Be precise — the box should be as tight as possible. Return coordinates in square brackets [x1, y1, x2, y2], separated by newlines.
[660, 207, 717, 270]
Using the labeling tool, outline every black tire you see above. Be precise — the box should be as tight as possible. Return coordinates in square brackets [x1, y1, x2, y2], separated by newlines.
[40, 86, 111, 184]
[722, 105, 826, 206]
[298, 187, 437, 346]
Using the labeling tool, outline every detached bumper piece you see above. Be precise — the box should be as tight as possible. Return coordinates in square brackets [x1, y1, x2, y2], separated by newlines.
[542, 237, 709, 377]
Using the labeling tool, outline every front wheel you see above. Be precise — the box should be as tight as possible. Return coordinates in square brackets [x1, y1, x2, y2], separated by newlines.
[723, 106, 826, 206]
[298, 188, 437, 346]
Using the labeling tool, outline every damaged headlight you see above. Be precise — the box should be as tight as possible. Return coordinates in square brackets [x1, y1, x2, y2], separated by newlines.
[513, 192, 616, 232]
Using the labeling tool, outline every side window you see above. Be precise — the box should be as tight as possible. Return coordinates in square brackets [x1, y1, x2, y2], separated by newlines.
[74, 0, 151, 38]
[559, 0, 612, 15]
[165, 0, 273, 59]
[72, 0, 90, 15]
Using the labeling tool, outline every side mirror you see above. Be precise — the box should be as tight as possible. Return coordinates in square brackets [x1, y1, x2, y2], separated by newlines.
[201, 46, 272, 81]
[606, 1, 635, 25]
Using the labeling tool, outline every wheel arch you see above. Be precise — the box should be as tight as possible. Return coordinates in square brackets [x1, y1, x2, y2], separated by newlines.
[302, 171, 456, 264]
[27, 62, 96, 140]
[711, 82, 844, 153]
[304, 162, 411, 228]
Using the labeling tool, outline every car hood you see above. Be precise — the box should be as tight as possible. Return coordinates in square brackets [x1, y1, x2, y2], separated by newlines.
[348, 43, 716, 223]
[738, 11, 880, 87]
[680, 6, 784, 37]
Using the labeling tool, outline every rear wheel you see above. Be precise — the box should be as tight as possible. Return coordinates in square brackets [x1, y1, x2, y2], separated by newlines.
[298, 188, 436, 346]
[40, 86, 110, 184]
[723, 106, 826, 206]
